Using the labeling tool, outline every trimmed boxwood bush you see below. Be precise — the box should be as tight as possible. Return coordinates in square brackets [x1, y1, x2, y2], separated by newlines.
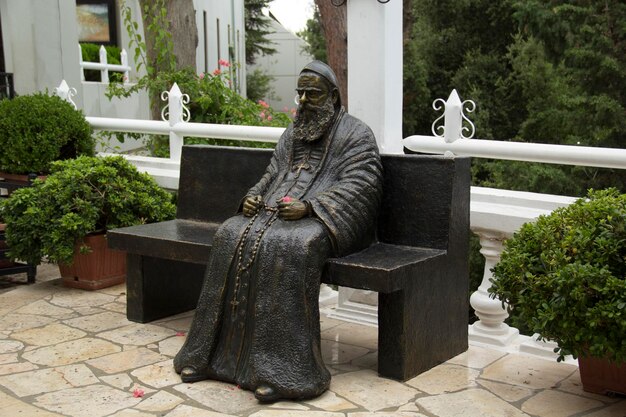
[0, 156, 176, 265]
[489, 189, 626, 362]
[0, 93, 95, 174]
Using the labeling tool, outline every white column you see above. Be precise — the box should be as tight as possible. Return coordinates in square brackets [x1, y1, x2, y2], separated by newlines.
[468, 229, 519, 345]
[347, 0, 403, 154]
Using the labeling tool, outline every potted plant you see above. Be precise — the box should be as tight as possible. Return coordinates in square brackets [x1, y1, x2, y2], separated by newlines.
[0, 156, 176, 289]
[0, 92, 95, 177]
[489, 188, 626, 395]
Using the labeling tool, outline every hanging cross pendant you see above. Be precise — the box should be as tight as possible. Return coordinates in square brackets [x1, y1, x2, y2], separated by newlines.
[293, 160, 311, 178]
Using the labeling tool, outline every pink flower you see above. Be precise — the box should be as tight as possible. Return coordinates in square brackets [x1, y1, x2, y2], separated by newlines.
[213, 69, 221, 76]
[267, 115, 273, 121]
[133, 388, 145, 398]
[282, 196, 292, 203]
[258, 100, 269, 109]
[176, 331, 186, 337]
[199, 72, 205, 80]
[218, 59, 231, 67]
[260, 111, 266, 119]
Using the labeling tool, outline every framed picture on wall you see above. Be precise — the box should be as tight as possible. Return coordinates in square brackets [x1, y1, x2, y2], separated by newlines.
[76, 0, 117, 45]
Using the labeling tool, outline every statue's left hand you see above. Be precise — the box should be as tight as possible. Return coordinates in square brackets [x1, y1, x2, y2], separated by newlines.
[277, 198, 309, 220]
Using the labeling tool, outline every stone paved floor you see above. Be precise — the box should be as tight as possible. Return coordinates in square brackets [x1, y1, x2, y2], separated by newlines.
[0, 267, 624, 417]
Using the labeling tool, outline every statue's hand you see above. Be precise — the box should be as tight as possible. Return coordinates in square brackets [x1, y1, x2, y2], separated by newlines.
[277, 198, 310, 220]
[243, 195, 263, 217]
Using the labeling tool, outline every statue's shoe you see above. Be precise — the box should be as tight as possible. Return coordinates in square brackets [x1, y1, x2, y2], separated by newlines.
[254, 384, 281, 402]
[180, 366, 209, 383]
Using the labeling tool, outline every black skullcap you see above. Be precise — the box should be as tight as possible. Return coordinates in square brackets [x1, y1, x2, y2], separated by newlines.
[300, 60, 339, 90]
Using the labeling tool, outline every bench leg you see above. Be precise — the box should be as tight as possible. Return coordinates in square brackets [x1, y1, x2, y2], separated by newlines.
[126, 254, 206, 323]
[377, 269, 468, 381]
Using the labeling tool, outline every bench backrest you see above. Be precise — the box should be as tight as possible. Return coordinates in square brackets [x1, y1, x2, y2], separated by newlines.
[177, 145, 469, 252]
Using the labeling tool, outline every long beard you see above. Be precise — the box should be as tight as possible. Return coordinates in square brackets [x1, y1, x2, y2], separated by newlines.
[292, 98, 337, 143]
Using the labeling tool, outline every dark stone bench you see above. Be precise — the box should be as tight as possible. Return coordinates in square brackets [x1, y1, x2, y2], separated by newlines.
[108, 144, 470, 381]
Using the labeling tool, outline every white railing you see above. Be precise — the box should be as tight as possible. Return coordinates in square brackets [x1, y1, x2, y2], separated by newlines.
[56, 81, 624, 356]
[79, 45, 131, 84]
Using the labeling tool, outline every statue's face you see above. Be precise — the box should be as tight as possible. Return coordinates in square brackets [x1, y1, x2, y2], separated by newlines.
[296, 74, 331, 111]
[292, 72, 337, 143]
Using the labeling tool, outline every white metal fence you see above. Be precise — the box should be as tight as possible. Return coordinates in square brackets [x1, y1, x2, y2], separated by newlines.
[79, 45, 131, 85]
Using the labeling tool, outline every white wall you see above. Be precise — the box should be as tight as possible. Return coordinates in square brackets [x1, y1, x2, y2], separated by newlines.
[248, 17, 312, 112]
[194, 0, 246, 94]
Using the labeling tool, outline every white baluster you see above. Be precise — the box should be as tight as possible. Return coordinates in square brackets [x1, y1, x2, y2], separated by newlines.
[121, 49, 129, 84]
[78, 44, 85, 82]
[99, 45, 109, 83]
[468, 229, 519, 345]
[163, 83, 189, 161]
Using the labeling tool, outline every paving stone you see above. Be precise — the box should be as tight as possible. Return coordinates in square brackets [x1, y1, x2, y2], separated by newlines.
[0, 390, 64, 416]
[321, 339, 370, 365]
[479, 379, 534, 402]
[49, 291, 117, 308]
[87, 347, 168, 374]
[446, 345, 507, 369]
[0, 360, 39, 375]
[98, 323, 177, 345]
[22, 337, 120, 367]
[0, 364, 98, 397]
[132, 360, 180, 388]
[321, 322, 378, 351]
[101, 302, 128, 314]
[101, 373, 134, 390]
[557, 371, 623, 403]
[416, 388, 530, 417]
[164, 404, 236, 416]
[0, 352, 18, 364]
[521, 390, 604, 417]
[330, 369, 418, 411]
[11, 323, 86, 346]
[269, 401, 310, 410]
[155, 315, 194, 332]
[351, 351, 377, 370]
[406, 364, 479, 394]
[0, 313, 55, 332]
[249, 412, 343, 417]
[63, 311, 132, 333]
[583, 401, 626, 417]
[135, 390, 184, 412]
[159, 335, 186, 356]
[173, 380, 259, 415]
[482, 354, 577, 390]
[109, 410, 158, 417]
[347, 413, 427, 417]
[33, 384, 142, 417]
[0, 339, 24, 353]
[303, 390, 358, 412]
[14, 299, 74, 319]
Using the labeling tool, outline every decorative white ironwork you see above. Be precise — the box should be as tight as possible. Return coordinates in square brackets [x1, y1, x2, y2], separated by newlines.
[431, 98, 446, 138]
[160, 89, 191, 123]
[54, 80, 78, 109]
[461, 99, 476, 139]
[431, 90, 476, 142]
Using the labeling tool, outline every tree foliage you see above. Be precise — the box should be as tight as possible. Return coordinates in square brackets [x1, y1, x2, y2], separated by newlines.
[403, 0, 626, 197]
[245, 0, 277, 65]
[298, 6, 327, 63]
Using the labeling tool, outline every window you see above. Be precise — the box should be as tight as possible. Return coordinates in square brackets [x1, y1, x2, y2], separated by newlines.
[76, 0, 117, 45]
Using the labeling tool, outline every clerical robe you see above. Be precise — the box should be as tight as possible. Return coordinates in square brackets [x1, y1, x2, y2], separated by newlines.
[174, 108, 383, 400]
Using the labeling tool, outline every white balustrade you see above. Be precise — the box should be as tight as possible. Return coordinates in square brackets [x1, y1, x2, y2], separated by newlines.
[55, 80, 624, 354]
[79, 45, 131, 84]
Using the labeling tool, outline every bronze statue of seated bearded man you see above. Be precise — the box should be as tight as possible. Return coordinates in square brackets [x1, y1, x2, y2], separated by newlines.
[174, 60, 383, 402]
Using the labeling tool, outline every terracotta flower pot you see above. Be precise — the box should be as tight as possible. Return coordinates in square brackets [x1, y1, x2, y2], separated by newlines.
[59, 234, 126, 290]
[578, 356, 626, 396]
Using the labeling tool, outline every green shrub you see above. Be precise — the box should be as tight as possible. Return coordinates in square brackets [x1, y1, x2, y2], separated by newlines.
[0, 93, 95, 174]
[489, 189, 626, 362]
[0, 156, 176, 265]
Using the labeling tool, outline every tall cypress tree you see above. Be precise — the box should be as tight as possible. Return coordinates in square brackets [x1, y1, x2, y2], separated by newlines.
[245, 0, 277, 65]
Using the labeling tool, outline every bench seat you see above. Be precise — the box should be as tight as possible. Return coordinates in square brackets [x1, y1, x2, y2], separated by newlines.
[108, 145, 470, 381]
